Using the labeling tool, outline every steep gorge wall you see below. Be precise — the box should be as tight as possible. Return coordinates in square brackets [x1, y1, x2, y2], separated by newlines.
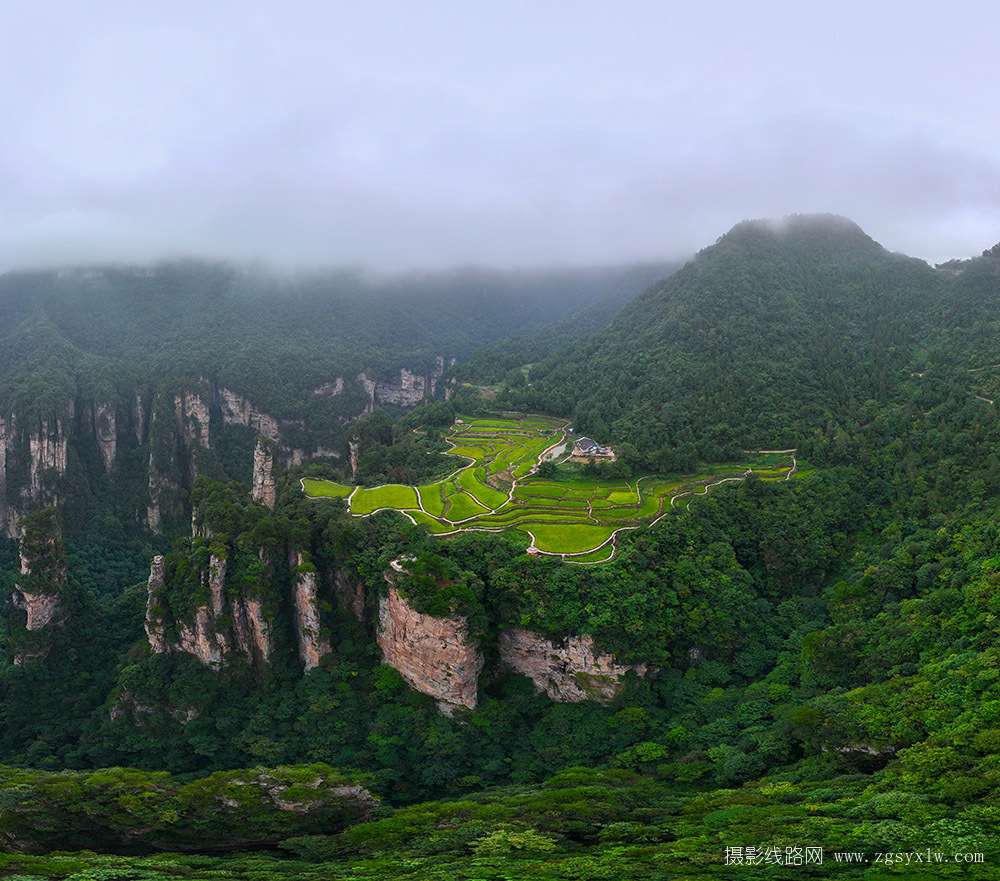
[146, 386, 214, 532]
[9, 509, 71, 665]
[499, 629, 647, 703]
[144, 545, 275, 670]
[357, 356, 456, 412]
[136, 540, 646, 718]
[377, 586, 483, 713]
[0, 355, 452, 535]
[291, 549, 332, 671]
[251, 436, 276, 509]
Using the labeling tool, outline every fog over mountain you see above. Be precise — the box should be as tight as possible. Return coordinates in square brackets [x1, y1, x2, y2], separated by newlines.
[3, 1, 999, 270]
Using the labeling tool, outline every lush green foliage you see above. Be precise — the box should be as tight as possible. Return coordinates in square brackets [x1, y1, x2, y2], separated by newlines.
[10, 221, 1000, 876]
[305, 414, 795, 556]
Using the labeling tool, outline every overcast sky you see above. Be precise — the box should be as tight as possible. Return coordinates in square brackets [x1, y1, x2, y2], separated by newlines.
[1, 1, 998, 271]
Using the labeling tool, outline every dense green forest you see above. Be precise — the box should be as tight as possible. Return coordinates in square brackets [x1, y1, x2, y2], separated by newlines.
[6, 217, 1000, 878]
[0, 261, 666, 421]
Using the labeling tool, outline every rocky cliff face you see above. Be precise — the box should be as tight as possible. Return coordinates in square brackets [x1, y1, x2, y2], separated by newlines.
[94, 400, 117, 473]
[10, 509, 70, 665]
[144, 555, 168, 653]
[234, 595, 273, 666]
[291, 549, 331, 672]
[133, 393, 147, 443]
[217, 387, 280, 442]
[145, 545, 274, 670]
[498, 629, 646, 703]
[313, 378, 344, 397]
[173, 550, 230, 668]
[175, 391, 210, 483]
[0, 418, 9, 537]
[0, 359, 446, 535]
[146, 386, 213, 532]
[12, 546, 65, 633]
[377, 586, 482, 713]
[26, 417, 69, 503]
[357, 356, 455, 412]
[251, 436, 276, 508]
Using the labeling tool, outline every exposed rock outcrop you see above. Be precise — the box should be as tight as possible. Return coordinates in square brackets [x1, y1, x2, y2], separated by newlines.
[357, 374, 377, 414]
[175, 390, 210, 482]
[499, 629, 646, 703]
[377, 586, 482, 713]
[94, 400, 117, 473]
[217, 387, 280, 442]
[356, 357, 454, 412]
[291, 549, 331, 672]
[27, 418, 68, 501]
[251, 436, 276, 508]
[374, 368, 428, 406]
[144, 555, 168, 654]
[234, 596, 273, 665]
[10, 509, 70, 665]
[173, 550, 229, 669]
[0, 417, 9, 536]
[12, 539, 65, 632]
[313, 378, 344, 397]
[145, 546, 274, 670]
[133, 392, 147, 443]
[146, 386, 212, 532]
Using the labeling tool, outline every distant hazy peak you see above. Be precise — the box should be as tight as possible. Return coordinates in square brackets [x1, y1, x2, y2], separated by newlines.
[706, 213, 882, 259]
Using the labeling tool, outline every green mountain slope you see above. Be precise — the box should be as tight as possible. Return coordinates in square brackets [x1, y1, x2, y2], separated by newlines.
[504, 215, 944, 462]
[10, 220, 1000, 875]
[0, 261, 667, 419]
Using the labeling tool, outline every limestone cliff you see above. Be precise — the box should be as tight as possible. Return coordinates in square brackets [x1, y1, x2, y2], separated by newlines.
[26, 417, 69, 503]
[377, 586, 482, 713]
[144, 543, 274, 670]
[94, 400, 117, 473]
[144, 555, 168, 654]
[133, 392, 148, 443]
[312, 378, 345, 397]
[499, 629, 646, 703]
[173, 550, 230, 668]
[217, 387, 281, 442]
[0, 417, 9, 537]
[374, 368, 428, 406]
[251, 436, 276, 508]
[10, 508, 70, 665]
[146, 385, 213, 532]
[175, 390, 210, 483]
[357, 356, 455, 411]
[291, 549, 331, 671]
[234, 595, 274, 666]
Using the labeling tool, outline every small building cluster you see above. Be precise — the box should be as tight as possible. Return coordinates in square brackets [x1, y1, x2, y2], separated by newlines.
[572, 436, 615, 459]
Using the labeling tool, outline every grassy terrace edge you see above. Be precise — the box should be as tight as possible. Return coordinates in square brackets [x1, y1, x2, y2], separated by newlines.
[301, 417, 800, 562]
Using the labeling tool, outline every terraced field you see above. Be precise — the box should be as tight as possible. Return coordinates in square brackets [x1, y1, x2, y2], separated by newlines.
[302, 416, 799, 563]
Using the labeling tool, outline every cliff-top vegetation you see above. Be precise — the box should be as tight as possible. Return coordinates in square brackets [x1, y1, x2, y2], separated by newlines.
[303, 414, 800, 559]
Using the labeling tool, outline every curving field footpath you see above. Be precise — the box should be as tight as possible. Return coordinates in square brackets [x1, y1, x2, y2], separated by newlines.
[301, 415, 800, 563]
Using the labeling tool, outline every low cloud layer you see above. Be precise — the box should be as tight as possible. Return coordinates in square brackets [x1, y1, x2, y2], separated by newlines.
[2, 1, 999, 271]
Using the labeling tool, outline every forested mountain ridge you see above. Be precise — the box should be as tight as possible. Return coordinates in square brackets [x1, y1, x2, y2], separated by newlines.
[449, 260, 682, 385]
[494, 215, 951, 468]
[9, 219, 1000, 877]
[0, 260, 664, 537]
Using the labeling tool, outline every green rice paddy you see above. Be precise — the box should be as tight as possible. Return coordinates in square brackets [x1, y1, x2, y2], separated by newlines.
[301, 414, 799, 562]
[300, 479, 354, 499]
